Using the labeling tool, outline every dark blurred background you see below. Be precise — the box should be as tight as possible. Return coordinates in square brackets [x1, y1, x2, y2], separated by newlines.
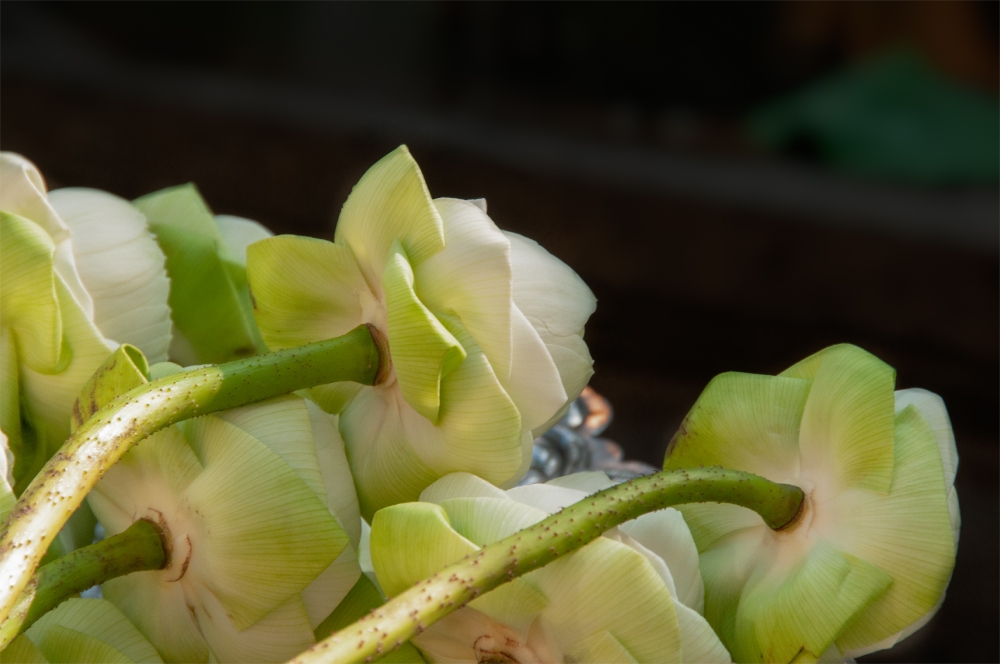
[2, 2, 997, 661]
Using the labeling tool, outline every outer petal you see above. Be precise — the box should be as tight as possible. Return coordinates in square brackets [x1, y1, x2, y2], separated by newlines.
[19, 278, 114, 484]
[383, 245, 466, 422]
[416, 197, 513, 382]
[0, 153, 93, 318]
[306, 400, 362, 546]
[545, 471, 615, 494]
[247, 236, 368, 351]
[194, 589, 315, 664]
[731, 539, 891, 663]
[619, 508, 705, 614]
[214, 215, 273, 267]
[24, 598, 162, 663]
[782, 344, 897, 492]
[48, 188, 172, 363]
[334, 145, 445, 282]
[505, 231, 596, 401]
[134, 184, 260, 364]
[507, 306, 569, 436]
[182, 416, 348, 630]
[894, 388, 958, 488]
[829, 405, 957, 655]
[300, 545, 362, 630]
[419, 472, 509, 504]
[673, 602, 732, 663]
[0, 430, 14, 523]
[369, 502, 478, 597]
[663, 371, 809, 483]
[4, 634, 48, 663]
[537, 537, 684, 663]
[0, 212, 62, 373]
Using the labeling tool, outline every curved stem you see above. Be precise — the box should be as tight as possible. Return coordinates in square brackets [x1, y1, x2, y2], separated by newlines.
[290, 466, 803, 664]
[0, 519, 167, 647]
[0, 325, 382, 624]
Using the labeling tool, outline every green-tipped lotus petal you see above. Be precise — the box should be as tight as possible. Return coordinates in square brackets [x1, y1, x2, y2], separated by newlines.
[87, 383, 362, 663]
[133, 185, 270, 365]
[0, 153, 171, 492]
[368, 472, 730, 663]
[6, 598, 163, 663]
[247, 146, 596, 517]
[664, 344, 959, 662]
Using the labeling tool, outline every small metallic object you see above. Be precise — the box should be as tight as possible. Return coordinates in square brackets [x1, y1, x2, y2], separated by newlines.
[518, 387, 659, 486]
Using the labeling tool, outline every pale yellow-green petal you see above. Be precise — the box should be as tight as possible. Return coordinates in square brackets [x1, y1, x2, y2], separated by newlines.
[4, 634, 48, 663]
[574, 630, 638, 663]
[0, 212, 62, 373]
[300, 544, 362, 630]
[894, 388, 957, 488]
[194, 588, 315, 664]
[673, 602, 732, 663]
[20, 278, 114, 483]
[538, 537, 683, 664]
[787, 344, 897, 492]
[419, 472, 509, 504]
[663, 371, 808, 482]
[731, 539, 891, 664]
[339, 387, 442, 520]
[305, 400, 361, 546]
[25, 598, 162, 663]
[619, 508, 705, 614]
[334, 145, 445, 281]
[369, 502, 477, 598]
[830, 405, 956, 654]
[216, 395, 328, 507]
[32, 625, 132, 664]
[383, 245, 465, 422]
[183, 416, 348, 629]
[49, 188, 172, 363]
[246, 236, 368, 351]
[102, 572, 209, 663]
[72, 344, 149, 431]
[0, 153, 93, 318]
[439, 496, 547, 547]
[416, 197, 513, 382]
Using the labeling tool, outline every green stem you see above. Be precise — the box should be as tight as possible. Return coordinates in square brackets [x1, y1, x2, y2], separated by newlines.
[0, 519, 167, 646]
[290, 466, 803, 664]
[0, 324, 383, 625]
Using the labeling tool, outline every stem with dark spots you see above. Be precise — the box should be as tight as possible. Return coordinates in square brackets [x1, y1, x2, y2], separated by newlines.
[290, 466, 804, 664]
[0, 519, 167, 645]
[0, 324, 382, 627]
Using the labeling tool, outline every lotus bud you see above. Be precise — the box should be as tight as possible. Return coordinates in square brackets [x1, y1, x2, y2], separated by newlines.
[0, 153, 171, 492]
[664, 344, 959, 662]
[132, 185, 271, 365]
[5, 598, 163, 663]
[368, 472, 731, 663]
[247, 146, 596, 517]
[85, 359, 363, 663]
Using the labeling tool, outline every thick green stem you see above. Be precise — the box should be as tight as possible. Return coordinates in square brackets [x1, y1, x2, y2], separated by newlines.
[0, 324, 382, 624]
[0, 519, 167, 646]
[290, 466, 803, 664]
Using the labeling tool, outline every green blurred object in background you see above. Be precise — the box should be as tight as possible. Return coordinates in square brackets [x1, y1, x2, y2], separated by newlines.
[748, 50, 1000, 185]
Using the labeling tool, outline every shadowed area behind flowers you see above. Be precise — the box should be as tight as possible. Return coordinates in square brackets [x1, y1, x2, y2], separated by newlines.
[1, 78, 996, 663]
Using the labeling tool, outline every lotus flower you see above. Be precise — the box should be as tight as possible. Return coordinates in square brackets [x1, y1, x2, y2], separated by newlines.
[664, 344, 959, 662]
[0, 153, 171, 491]
[368, 472, 731, 663]
[247, 146, 596, 518]
[132, 184, 272, 365]
[6, 598, 163, 663]
[87, 380, 363, 663]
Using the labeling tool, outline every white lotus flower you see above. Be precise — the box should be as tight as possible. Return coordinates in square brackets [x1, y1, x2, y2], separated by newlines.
[0, 153, 171, 491]
[87, 390, 362, 664]
[368, 472, 731, 663]
[247, 146, 596, 518]
[6, 598, 163, 663]
[664, 344, 959, 662]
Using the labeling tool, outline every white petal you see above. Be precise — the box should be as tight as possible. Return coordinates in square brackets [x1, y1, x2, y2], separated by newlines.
[545, 471, 615, 494]
[506, 483, 587, 516]
[306, 400, 361, 547]
[507, 306, 568, 436]
[0, 153, 93, 318]
[416, 197, 513, 382]
[215, 215, 273, 267]
[300, 544, 362, 630]
[619, 508, 705, 614]
[894, 388, 957, 488]
[49, 188, 172, 363]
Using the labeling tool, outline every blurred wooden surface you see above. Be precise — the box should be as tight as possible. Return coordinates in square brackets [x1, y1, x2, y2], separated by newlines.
[2, 78, 996, 663]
